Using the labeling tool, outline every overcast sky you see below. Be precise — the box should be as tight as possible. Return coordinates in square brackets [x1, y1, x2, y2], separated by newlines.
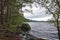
[22, 2, 53, 21]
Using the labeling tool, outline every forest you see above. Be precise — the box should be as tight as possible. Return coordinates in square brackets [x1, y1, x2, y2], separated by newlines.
[0, 0, 60, 40]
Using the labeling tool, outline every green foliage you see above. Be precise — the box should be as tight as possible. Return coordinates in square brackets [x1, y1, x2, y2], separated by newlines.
[9, 0, 33, 26]
[9, 0, 26, 25]
[54, 9, 60, 14]
[53, 9, 60, 18]
[10, 13, 26, 25]
[8, 0, 32, 32]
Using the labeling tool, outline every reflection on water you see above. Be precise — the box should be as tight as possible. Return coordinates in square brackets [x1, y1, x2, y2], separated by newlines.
[27, 22, 59, 40]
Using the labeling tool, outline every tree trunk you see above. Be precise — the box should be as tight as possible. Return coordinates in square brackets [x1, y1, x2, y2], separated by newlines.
[55, 0, 60, 39]
[0, 0, 10, 40]
[56, 19, 60, 39]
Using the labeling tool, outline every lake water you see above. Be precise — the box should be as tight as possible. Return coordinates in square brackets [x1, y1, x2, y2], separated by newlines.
[27, 22, 59, 40]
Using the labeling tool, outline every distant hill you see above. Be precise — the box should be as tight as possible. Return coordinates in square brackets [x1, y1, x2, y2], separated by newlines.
[26, 19, 57, 22]
[26, 19, 49, 22]
[26, 19, 38, 22]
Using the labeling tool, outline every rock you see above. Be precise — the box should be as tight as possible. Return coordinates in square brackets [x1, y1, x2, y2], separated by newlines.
[17, 22, 31, 32]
